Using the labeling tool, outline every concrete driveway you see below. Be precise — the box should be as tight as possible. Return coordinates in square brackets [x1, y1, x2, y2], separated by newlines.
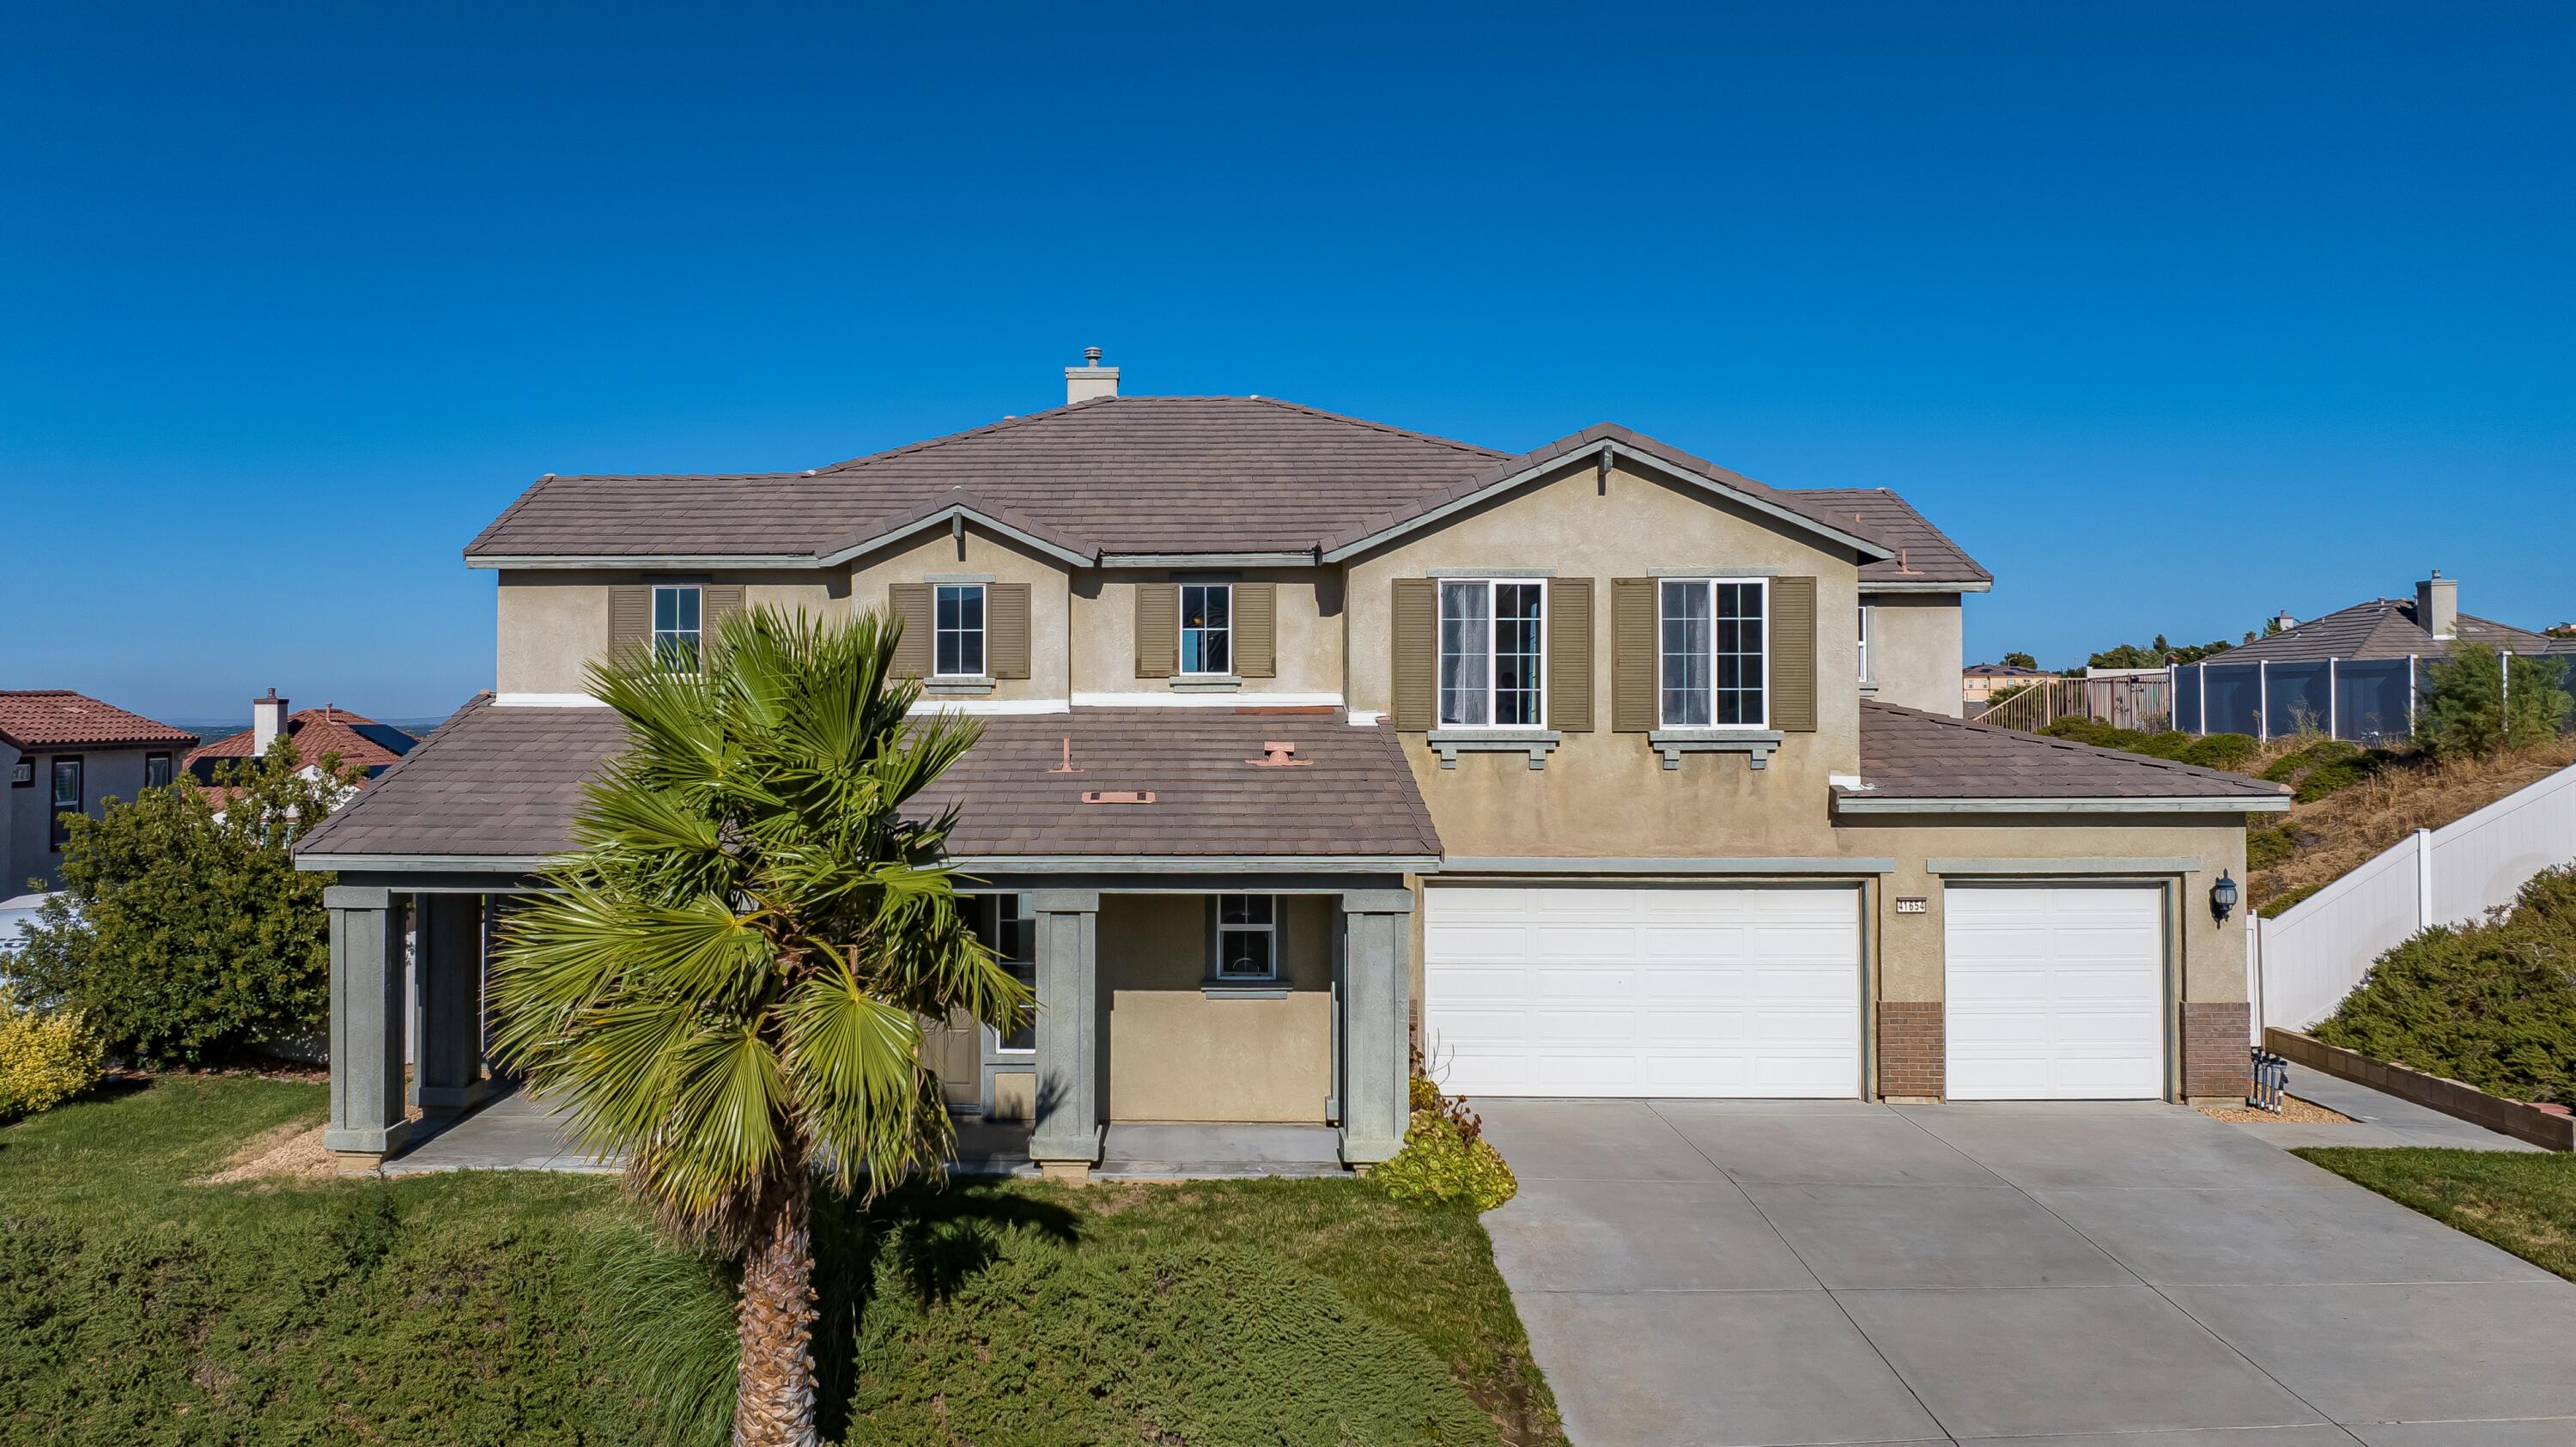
[1479, 1097, 2576, 1446]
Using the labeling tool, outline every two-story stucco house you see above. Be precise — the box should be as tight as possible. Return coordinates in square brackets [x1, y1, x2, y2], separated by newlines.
[3, 690, 199, 893]
[295, 354, 2288, 1172]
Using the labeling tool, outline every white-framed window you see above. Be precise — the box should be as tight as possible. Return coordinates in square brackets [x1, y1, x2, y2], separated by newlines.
[652, 584, 702, 669]
[1180, 583, 1232, 676]
[1856, 605, 1872, 683]
[1438, 579, 1546, 727]
[1214, 894, 1278, 980]
[934, 583, 986, 678]
[980, 894, 1036, 1054]
[1660, 578, 1768, 727]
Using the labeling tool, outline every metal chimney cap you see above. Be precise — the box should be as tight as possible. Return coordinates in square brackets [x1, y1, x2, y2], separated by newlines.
[1083, 346, 1103, 365]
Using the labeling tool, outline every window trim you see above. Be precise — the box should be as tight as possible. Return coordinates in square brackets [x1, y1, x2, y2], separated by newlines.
[1657, 575, 1771, 731]
[8, 757, 30, 787]
[49, 755, 82, 852]
[1178, 581, 1234, 678]
[143, 751, 173, 790]
[1212, 893, 1280, 982]
[1437, 576, 1549, 730]
[933, 581, 988, 679]
[981, 893, 1036, 1056]
[651, 583, 703, 670]
[1856, 604, 1872, 684]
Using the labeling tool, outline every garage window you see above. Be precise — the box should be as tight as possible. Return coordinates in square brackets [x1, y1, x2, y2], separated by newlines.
[1212, 895, 1278, 980]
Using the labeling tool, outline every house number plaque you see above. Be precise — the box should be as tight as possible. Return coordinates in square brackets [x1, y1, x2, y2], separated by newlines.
[1894, 897, 1929, 915]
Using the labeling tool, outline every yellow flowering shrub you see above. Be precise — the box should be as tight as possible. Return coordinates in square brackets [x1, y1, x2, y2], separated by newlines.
[0, 1000, 105, 1121]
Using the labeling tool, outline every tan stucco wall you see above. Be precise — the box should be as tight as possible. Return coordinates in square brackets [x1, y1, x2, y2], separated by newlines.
[1072, 570, 1344, 698]
[495, 568, 843, 694]
[1104, 893, 1334, 1123]
[846, 527, 1071, 703]
[1344, 459, 1866, 859]
[1864, 593, 1965, 716]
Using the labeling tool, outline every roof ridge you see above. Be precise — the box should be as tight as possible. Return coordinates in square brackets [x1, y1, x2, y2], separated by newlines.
[1861, 700, 2288, 793]
[1228, 395, 1506, 459]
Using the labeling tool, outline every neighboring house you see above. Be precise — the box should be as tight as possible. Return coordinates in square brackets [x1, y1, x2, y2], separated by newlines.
[292, 351, 2286, 1172]
[1960, 660, 2048, 710]
[2174, 571, 2570, 742]
[0, 691, 198, 891]
[185, 690, 419, 804]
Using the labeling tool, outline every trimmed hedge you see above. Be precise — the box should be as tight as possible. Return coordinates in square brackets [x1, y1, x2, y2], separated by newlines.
[2313, 865, 2576, 1107]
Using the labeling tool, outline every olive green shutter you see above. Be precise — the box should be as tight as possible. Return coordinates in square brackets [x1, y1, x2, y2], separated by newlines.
[1135, 583, 1178, 678]
[1233, 583, 1277, 678]
[608, 586, 651, 657]
[987, 583, 1030, 678]
[888, 583, 933, 678]
[1771, 575, 1818, 733]
[1390, 577, 1437, 731]
[1611, 577, 1657, 733]
[1547, 577, 1594, 732]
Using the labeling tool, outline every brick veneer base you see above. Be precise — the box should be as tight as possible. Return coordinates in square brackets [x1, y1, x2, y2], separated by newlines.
[1877, 1001, 1944, 1099]
[2180, 1001, 2253, 1101]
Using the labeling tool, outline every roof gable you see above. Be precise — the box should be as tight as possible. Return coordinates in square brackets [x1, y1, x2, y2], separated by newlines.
[0, 691, 197, 751]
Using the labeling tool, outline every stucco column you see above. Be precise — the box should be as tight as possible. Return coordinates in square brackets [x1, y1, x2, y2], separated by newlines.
[324, 885, 412, 1169]
[414, 892, 492, 1116]
[1028, 889, 1103, 1178]
[1339, 888, 1415, 1166]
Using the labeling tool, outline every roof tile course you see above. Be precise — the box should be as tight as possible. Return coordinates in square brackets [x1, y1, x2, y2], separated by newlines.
[0, 691, 198, 751]
[295, 697, 1443, 862]
[1850, 701, 2287, 801]
[2220, 598, 2551, 664]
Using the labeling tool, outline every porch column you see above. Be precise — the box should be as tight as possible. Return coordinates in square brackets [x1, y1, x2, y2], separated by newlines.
[1340, 888, 1415, 1166]
[324, 885, 412, 1169]
[1028, 889, 1103, 1179]
[415, 893, 492, 1116]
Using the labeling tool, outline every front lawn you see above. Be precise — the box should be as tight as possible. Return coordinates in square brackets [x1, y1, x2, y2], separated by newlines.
[2297, 1146, 2576, 1281]
[0, 1075, 1558, 1446]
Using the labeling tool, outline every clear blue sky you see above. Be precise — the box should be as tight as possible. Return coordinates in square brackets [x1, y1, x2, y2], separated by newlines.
[4, 3, 2567, 722]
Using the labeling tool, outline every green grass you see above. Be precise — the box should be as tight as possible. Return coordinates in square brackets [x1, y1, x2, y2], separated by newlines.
[0, 1076, 1556, 1446]
[2296, 1146, 2576, 1280]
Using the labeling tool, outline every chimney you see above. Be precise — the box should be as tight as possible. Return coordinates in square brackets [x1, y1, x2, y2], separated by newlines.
[1064, 345, 1119, 404]
[252, 689, 289, 754]
[2271, 610, 2297, 632]
[2415, 571, 2458, 641]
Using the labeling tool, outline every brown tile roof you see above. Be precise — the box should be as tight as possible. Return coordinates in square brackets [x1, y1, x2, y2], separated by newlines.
[465, 399, 1963, 570]
[1847, 701, 2288, 802]
[295, 696, 1441, 863]
[0, 691, 198, 751]
[2221, 598, 2552, 664]
[1796, 488, 1991, 587]
[186, 706, 417, 776]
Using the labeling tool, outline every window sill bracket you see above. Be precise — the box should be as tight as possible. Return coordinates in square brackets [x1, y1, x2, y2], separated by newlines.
[1427, 728, 1564, 770]
[1648, 728, 1785, 771]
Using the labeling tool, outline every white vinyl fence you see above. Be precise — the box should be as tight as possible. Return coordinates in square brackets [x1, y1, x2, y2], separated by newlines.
[2251, 758, 2576, 1035]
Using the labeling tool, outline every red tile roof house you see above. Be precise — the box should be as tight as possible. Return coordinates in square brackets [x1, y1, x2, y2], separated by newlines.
[0, 691, 198, 892]
[292, 351, 2287, 1172]
[184, 690, 420, 806]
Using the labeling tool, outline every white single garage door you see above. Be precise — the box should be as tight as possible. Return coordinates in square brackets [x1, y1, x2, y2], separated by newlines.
[1422, 885, 1861, 1098]
[1944, 886, 2165, 1100]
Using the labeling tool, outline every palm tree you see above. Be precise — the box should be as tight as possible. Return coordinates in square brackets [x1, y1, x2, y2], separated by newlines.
[489, 606, 1026, 1447]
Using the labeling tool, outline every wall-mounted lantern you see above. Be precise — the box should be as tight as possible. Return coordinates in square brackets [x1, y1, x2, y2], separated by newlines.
[2210, 870, 2240, 924]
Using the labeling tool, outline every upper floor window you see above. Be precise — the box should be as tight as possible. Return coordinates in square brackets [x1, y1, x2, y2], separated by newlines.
[50, 756, 82, 851]
[1439, 579, 1545, 727]
[1180, 583, 1231, 676]
[1660, 578, 1767, 728]
[144, 752, 172, 790]
[1856, 605, 1871, 683]
[653, 585, 702, 669]
[935, 583, 986, 677]
[1214, 894, 1278, 980]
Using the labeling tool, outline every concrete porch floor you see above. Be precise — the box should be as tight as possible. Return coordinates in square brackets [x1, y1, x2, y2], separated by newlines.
[377, 1084, 1348, 1181]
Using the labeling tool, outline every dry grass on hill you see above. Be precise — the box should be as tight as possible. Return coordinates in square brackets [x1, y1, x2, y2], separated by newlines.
[2248, 736, 2576, 913]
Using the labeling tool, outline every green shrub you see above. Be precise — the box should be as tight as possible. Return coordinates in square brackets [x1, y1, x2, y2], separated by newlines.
[2260, 882, 2324, 919]
[0, 1000, 105, 1121]
[1375, 1110, 1519, 1213]
[2246, 824, 2300, 871]
[2178, 733, 2260, 772]
[2312, 865, 2576, 1105]
[2038, 718, 2259, 774]
[9, 739, 363, 1067]
[2418, 643, 2573, 760]
[2259, 739, 2395, 802]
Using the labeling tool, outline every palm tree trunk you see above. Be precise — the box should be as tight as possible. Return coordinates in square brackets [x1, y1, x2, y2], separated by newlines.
[733, 1179, 819, 1447]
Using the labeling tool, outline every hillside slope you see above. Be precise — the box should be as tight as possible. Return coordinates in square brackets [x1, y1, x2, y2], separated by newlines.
[2250, 738, 2576, 915]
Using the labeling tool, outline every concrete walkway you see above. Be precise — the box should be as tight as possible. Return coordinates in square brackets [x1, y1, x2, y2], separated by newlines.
[2230, 1069, 2547, 1153]
[1479, 1097, 2576, 1447]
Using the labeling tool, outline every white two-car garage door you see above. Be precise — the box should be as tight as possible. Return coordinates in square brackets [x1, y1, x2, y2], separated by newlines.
[1422, 885, 1861, 1098]
[1944, 886, 2166, 1100]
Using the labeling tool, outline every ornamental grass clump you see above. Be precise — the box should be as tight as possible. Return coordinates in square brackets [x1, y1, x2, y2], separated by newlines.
[1375, 1057, 1517, 1213]
[0, 1000, 105, 1121]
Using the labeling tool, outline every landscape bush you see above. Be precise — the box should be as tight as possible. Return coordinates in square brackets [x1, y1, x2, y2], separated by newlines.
[2416, 643, 2573, 760]
[2312, 864, 2576, 1106]
[2038, 718, 2260, 773]
[1375, 1063, 1517, 1213]
[2260, 738, 2396, 803]
[0, 1000, 104, 1120]
[9, 739, 362, 1067]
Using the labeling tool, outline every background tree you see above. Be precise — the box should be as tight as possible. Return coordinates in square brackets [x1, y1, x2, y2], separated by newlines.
[489, 606, 1024, 1447]
[10, 739, 361, 1067]
[1999, 650, 2038, 671]
[2416, 642, 2573, 759]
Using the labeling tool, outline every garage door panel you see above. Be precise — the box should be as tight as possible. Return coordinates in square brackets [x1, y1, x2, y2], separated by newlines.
[1425, 885, 1861, 1099]
[1945, 886, 2164, 1101]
